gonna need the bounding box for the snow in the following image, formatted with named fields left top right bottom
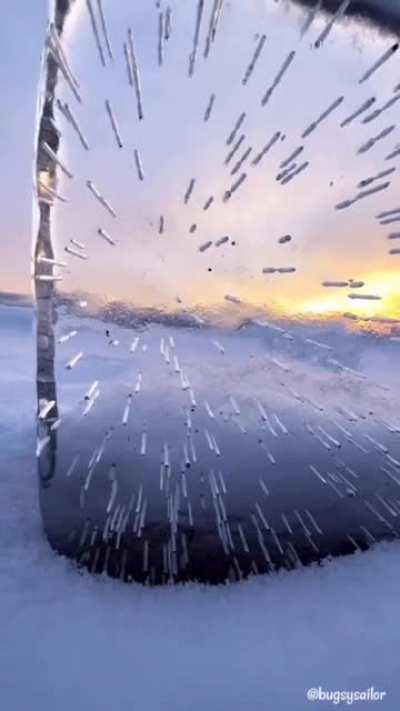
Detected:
left=1, top=306, right=400, bottom=709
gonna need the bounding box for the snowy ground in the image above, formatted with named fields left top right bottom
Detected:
left=1, top=305, right=400, bottom=710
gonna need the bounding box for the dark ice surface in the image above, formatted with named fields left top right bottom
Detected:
left=31, top=302, right=400, bottom=584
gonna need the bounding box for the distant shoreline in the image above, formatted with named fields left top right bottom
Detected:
left=0, top=292, right=33, bottom=309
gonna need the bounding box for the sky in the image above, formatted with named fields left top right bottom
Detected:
left=0, top=1, right=47, bottom=295
left=2, top=0, right=400, bottom=326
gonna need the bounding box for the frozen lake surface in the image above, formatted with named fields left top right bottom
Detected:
left=37, top=299, right=400, bottom=584
left=1, top=302, right=400, bottom=709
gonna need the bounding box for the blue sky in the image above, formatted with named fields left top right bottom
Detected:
left=0, top=1, right=47, bottom=294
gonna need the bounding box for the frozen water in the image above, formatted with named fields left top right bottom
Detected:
left=1, top=304, right=400, bottom=708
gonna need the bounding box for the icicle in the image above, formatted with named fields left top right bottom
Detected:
left=127, top=29, right=144, bottom=120
left=364, top=433, right=388, bottom=454
left=226, top=112, right=246, bottom=146
left=96, top=0, right=113, bottom=61
left=205, top=429, right=215, bottom=451
left=348, top=293, right=382, bottom=301
left=106, top=480, right=118, bottom=514
left=270, top=527, right=284, bottom=555
left=261, top=51, right=295, bottom=107
left=211, top=434, right=221, bottom=456
left=70, top=238, right=85, bottom=251
left=58, top=330, right=78, bottom=344
left=315, top=433, right=332, bottom=451
left=158, top=12, right=164, bottom=67
left=309, top=464, right=327, bottom=485
left=165, top=7, right=172, bottom=40
left=199, top=239, right=213, bottom=252
left=38, top=179, right=68, bottom=203
left=217, top=470, right=227, bottom=495
left=358, top=126, right=395, bottom=155
left=42, top=142, right=73, bottom=179
left=122, top=394, right=132, bottom=426
left=252, top=131, right=281, bottom=166
left=204, top=93, right=215, bottom=122
left=50, top=418, right=62, bottom=431
left=87, top=181, right=116, bottom=217
left=224, top=294, right=241, bottom=305
left=189, top=436, right=197, bottom=463
left=255, top=399, right=267, bottom=422
left=387, top=454, right=400, bottom=469
left=223, top=172, right=247, bottom=201
left=385, top=146, right=400, bottom=162
left=184, top=178, right=196, bottom=204
left=47, top=31, right=82, bottom=103
left=97, top=227, right=116, bottom=245
left=359, top=43, right=399, bottom=84
left=64, top=245, right=88, bottom=260
left=204, top=400, right=215, bottom=419
left=281, top=512, right=293, bottom=534
left=362, top=95, right=400, bottom=125
left=180, top=370, right=190, bottom=390
left=82, top=388, right=100, bottom=416
left=212, top=339, right=225, bottom=354
left=280, top=145, right=304, bottom=170
left=215, top=235, right=229, bottom=247
left=188, top=0, right=205, bottom=77
left=231, top=146, right=252, bottom=176
left=242, top=34, right=266, bottom=85
left=130, top=336, right=140, bottom=353
left=229, top=395, right=240, bottom=416
left=265, top=448, right=276, bottom=465
left=66, top=455, right=80, bottom=478
left=340, top=97, right=376, bottom=127
left=163, top=443, right=170, bottom=469
left=305, top=337, right=332, bottom=350
left=302, top=96, right=343, bottom=139
left=204, top=0, right=224, bottom=59
left=272, top=413, right=288, bottom=434
left=186, top=499, right=194, bottom=527
left=66, top=352, right=83, bottom=370
left=317, top=426, right=341, bottom=448
left=179, top=471, right=188, bottom=501
left=255, top=503, right=269, bottom=530
left=104, top=99, right=122, bottom=147
left=364, top=499, right=393, bottom=530
left=123, top=41, right=133, bottom=85
left=86, top=0, right=106, bottom=67
left=38, top=399, right=56, bottom=419
left=35, top=274, right=63, bottom=283
left=36, top=435, right=50, bottom=457
left=143, top=540, right=149, bottom=572
left=347, top=535, right=361, bottom=552
left=225, top=133, right=245, bottom=166
left=305, top=509, right=323, bottom=536
left=314, top=0, right=352, bottom=48
left=280, top=161, right=309, bottom=185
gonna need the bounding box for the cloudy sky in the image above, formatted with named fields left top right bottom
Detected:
left=3, top=0, right=400, bottom=324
